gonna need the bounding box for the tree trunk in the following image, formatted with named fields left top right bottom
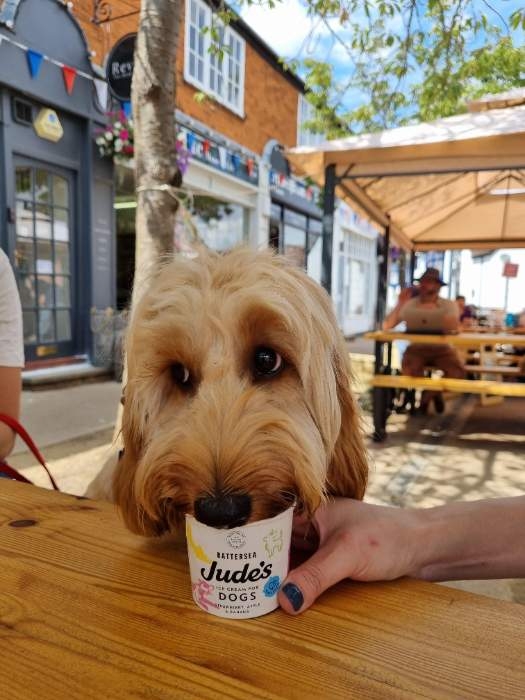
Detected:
left=132, top=0, right=182, bottom=301
left=87, top=1, right=182, bottom=496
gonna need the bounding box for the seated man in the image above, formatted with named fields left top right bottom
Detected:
left=383, top=268, right=465, bottom=414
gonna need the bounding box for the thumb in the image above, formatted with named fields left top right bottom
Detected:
left=278, top=536, right=350, bottom=615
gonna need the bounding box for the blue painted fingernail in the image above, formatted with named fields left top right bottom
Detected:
left=282, top=582, right=304, bottom=612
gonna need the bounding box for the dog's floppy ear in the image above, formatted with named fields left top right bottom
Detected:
left=283, top=262, right=368, bottom=500
left=112, top=384, right=163, bottom=536
left=327, top=341, right=368, bottom=500
left=113, top=439, right=163, bottom=536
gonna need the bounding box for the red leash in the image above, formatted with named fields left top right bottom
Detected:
left=0, top=413, right=59, bottom=491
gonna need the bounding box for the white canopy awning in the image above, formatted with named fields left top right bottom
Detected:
left=287, top=104, right=525, bottom=251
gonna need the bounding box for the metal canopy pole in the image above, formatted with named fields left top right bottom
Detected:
left=375, top=220, right=390, bottom=329
left=372, top=221, right=391, bottom=442
left=321, top=164, right=336, bottom=293
left=409, top=250, right=417, bottom=283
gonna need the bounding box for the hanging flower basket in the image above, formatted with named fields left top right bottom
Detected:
left=94, top=111, right=190, bottom=174
left=95, top=110, right=134, bottom=160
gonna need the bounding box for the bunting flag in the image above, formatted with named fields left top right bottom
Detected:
left=231, top=153, right=240, bottom=172
left=202, top=139, right=211, bottom=156
left=218, top=146, right=227, bottom=170
left=217, top=146, right=228, bottom=170
left=121, top=101, right=132, bottom=118
left=186, top=132, right=196, bottom=151
left=62, top=65, right=77, bottom=95
left=246, top=158, right=254, bottom=176
left=26, top=49, right=43, bottom=78
left=0, top=32, right=104, bottom=96
left=94, top=78, right=109, bottom=111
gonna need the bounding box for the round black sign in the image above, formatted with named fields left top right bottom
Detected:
left=106, top=33, right=136, bottom=101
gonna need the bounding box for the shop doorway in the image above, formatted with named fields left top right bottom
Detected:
left=13, top=159, right=77, bottom=362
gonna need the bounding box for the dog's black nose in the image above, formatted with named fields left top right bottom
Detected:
left=194, top=493, right=252, bottom=528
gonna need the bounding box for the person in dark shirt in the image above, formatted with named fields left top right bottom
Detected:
left=456, top=295, right=475, bottom=329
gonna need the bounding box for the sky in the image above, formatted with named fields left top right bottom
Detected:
left=237, top=0, right=524, bottom=115
left=238, top=0, right=524, bottom=62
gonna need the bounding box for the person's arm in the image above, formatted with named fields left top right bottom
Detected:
left=442, top=299, right=461, bottom=333
left=278, top=497, right=525, bottom=614
left=0, top=366, right=22, bottom=459
left=382, top=288, right=413, bottom=330
left=0, top=251, right=24, bottom=459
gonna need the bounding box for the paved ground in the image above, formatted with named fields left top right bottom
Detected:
left=7, top=373, right=525, bottom=605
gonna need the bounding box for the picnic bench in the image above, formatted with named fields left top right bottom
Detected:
left=365, top=330, right=525, bottom=440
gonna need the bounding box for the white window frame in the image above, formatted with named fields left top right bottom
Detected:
left=184, top=0, right=246, bottom=117
left=297, top=94, right=325, bottom=147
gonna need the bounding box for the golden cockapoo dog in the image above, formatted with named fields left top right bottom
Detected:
left=113, top=247, right=368, bottom=536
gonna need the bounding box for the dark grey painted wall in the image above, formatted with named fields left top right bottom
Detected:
left=0, top=0, right=102, bottom=121
left=0, top=0, right=115, bottom=361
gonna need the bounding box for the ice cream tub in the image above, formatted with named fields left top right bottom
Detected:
left=185, top=505, right=294, bottom=619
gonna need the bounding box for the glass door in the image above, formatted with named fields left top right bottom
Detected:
left=13, top=161, right=75, bottom=361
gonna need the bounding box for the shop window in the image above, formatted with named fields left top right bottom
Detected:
left=14, top=165, right=73, bottom=349
left=185, top=194, right=249, bottom=251
left=269, top=222, right=280, bottom=250
left=307, top=231, right=323, bottom=284
left=338, top=231, right=376, bottom=321
left=12, top=97, right=32, bottom=126
left=184, top=0, right=245, bottom=116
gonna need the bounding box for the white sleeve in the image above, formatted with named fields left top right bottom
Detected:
left=0, top=250, right=25, bottom=367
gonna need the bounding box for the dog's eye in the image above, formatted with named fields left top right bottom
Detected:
left=171, top=363, right=191, bottom=387
left=253, top=346, right=283, bottom=378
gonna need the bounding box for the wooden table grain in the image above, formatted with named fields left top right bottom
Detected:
left=1, top=481, right=525, bottom=700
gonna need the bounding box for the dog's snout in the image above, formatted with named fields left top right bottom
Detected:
left=194, top=493, right=252, bottom=528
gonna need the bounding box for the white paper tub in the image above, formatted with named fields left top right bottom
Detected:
left=185, top=505, right=294, bottom=619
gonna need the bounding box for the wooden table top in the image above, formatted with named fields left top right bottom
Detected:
left=365, top=330, right=525, bottom=347
left=1, top=481, right=525, bottom=699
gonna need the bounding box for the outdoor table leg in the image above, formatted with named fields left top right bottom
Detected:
left=372, top=386, right=389, bottom=441
left=372, top=340, right=393, bottom=442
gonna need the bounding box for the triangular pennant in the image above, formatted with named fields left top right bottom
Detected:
left=121, top=101, right=132, bottom=118
left=218, top=146, right=227, bottom=169
left=94, top=78, right=108, bottom=111
left=26, top=49, right=44, bottom=78
left=62, top=65, right=77, bottom=95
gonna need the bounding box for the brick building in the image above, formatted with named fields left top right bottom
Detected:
left=73, top=0, right=332, bottom=309
left=0, top=0, right=378, bottom=380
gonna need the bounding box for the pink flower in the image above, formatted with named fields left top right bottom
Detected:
left=120, top=129, right=129, bottom=141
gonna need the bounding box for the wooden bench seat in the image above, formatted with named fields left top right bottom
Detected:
left=371, top=374, right=525, bottom=398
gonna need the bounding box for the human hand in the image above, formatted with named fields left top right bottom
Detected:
left=278, top=498, right=421, bottom=615
left=398, top=287, right=414, bottom=305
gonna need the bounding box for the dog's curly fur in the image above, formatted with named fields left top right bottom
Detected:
left=114, top=247, right=368, bottom=535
